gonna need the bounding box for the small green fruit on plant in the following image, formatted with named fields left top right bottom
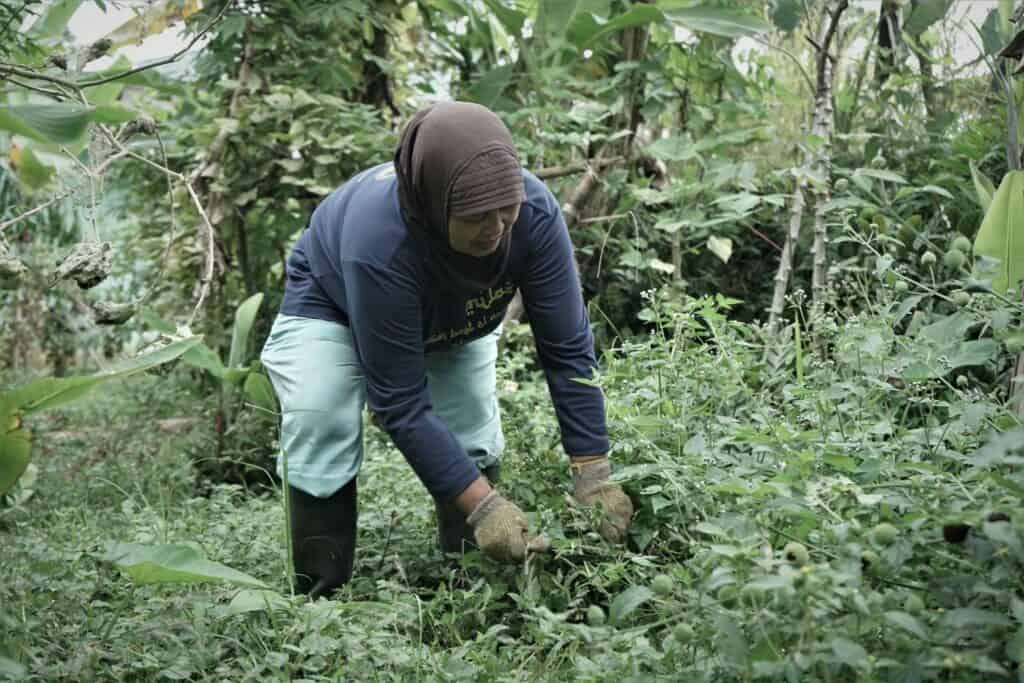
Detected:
left=920, top=252, right=937, bottom=267
left=903, top=593, right=925, bottom=614
left=871, top=155, right=887, bottom=169
left=672, top=623, right=695, bottom=643
left=951, top=236, right=972, bottom=253
left=834, top=178, right=849, bottom=192
left=651, top=574, right=674, bottom=597
left=783, top=542, right=810, bottom=565
left=956, top=374, right=969, bottom=388
left=1006, top=337, right=1024, bottom=354
left=943, top=250, right=966, bottom=270
left=871, top=523, right=899, bottom=546
left=952, top=291, right=971, bottom=307
left=861, top=549, right=880, bottom=572
left=586, top=605, right=606, bottom=626
left=894, top=280, right=909, bottom=293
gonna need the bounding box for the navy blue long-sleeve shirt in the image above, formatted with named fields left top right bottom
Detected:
left=279, top=163, right=608, bottom=501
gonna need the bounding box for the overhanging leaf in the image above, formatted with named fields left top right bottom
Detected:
left=28, top=0, right=84, bottom=40
left=8, top=337, right=202, bottom=415
left=903, top=0, right=954, bottom=37
left=663, top=6, right=771, bottom=39
left=581, top=5, right=665, bottom=46
left=102, top=542, right=268, bottom=588
left=973, top=170, right=1024, bottom=295
left=228, top=293, right=264, bottom=369
left=0, top=104, right=91, bottom=144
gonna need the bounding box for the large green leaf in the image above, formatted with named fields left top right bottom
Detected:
left=7, top=337, right=202, bottom=415
left=0, top=104, right=134, bottom=144
left=102, top=542, right=268, bottom=588
left=28, top=0, right=85, bottom=40
left=974, top=170, right=1024, bottom=296
left=0, top=105, right=89, bottom=144
left=662, top=6, right=771, bottom=38
left=243, top=372, right=277, bottom=413
left=481, top=0, right=527, bottom=36
left=580, top=5, right=665, bottom=46
left=182, top=343, right=227, bottom=379
left=228, top=293, right=264, bottom=369
left=902, top=0, right=954, bottom=37
left=0, top=421, right=32, bottom=496
left=465, top=64, right=517, bottom=109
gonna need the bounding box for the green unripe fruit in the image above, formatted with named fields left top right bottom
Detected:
left=1006, top=337, right=1024, bottom=354
left=907, top=214, right=923, bottom=228
left=874, top=214, right=889, bottom=232
left=903, top=593, right=925, bottom=614
left=717, top=585, right=738, bottom=605
left=952, top=291, right=971, bottom=307
left=871, top=155, right=887, bottom=169
left=586, top=605, right=606, bottom=626
left=672, top=623, right=695, bottom=643
left=835, top=178, right=850, bottom=192
left=651, top=574, right=674, bottom=597
left=859, top=207, right=876, bottom=223
left=956, top=374, right=969, bottom=388
left=783, top=542, right=810, bottom=565
left=894, top=280, right=909, bottom=293
left=871, top=523, right=899, bottom=546
left=943, top=250, right=966, bottom=270
left=920, top=252, right=937, bottom=267
left=951, top=236, right=972, bottom=253
left=861, top=550, right=880, bottom=571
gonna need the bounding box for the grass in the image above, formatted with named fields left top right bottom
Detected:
left=3, top=291, right=1024, bottom=681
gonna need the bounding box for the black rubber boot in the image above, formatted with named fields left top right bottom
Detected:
left=436, top=464, right=500, bottom=555
left=288, top=479, right=357, bottom=599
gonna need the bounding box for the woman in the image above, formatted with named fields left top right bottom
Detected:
left=262, top=101, right=632, bottom=598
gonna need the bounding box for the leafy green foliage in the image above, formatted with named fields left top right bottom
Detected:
left=973, top=170, right=1024, bottom=296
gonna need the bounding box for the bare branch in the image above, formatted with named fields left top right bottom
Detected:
left=0, top=190, right=75, bottom=233
left=76, top=0, right=234, bottom=89
left=535, top=156, right=625, bottom=180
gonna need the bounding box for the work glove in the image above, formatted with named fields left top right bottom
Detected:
left=466, top=490, right=530, bottom=562
left=571, top=456, right=633, bottom=543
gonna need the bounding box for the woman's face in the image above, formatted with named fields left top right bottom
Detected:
left=448, top=203, right=521, bottom=257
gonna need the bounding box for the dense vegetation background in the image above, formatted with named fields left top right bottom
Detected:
left=2, top=0, right=1024, bottom=680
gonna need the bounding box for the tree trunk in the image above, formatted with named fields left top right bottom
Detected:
left=768, top=1, right=848, bottom=335
left=875, top=0, right=900, bottom=87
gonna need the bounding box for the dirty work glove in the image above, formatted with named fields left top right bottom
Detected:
left=466, top=491, right=530, bottom=562
left=571, top=456, right=633, bottom=543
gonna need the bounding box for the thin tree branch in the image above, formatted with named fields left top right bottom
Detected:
left=76, top=0, right=234, bottom=88
left=2, top=75, right=65, bottom=99
left=0, top=190, right=75, bottom=233
left=535, top=156, right=625, bottom=180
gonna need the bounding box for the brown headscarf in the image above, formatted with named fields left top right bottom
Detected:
left=395, top=101, right=525, bottom=292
